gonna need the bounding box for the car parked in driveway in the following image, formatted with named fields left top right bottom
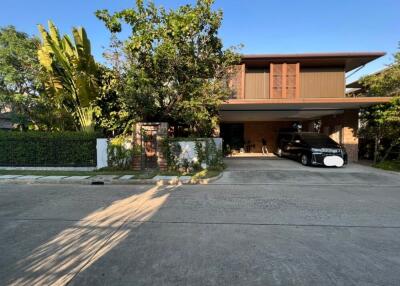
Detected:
left=276, top=131, right=347, bottom=167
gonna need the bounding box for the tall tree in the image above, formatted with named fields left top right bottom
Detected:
left=96, top=0, right=241, bottom=136
left=37, top=21, right=100, bottom=132
left=94, top=35, right=133, bottom=136
left=359, top=48, right=400, bottom=163
left=0, top=26, right=42, bottom=129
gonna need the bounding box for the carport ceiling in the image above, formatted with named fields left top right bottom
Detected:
left=220, top=110, right=344, bottom=122
left=219, top=97, right=392, bottom=122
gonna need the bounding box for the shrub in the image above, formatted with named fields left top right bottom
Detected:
left=107, top=135, right=140, bottom=169
left=159, top=137, right=182, bottom=171
left=0, top=130, right=99, bottom=167
left=162, top=137, right=224, bottom=171
left=204, top=139, right=224, bottom=169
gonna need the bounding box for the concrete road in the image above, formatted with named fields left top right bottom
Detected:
left=1, top=159, right=400, bottom=285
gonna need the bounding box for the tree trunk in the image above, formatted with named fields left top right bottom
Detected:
left=379, top=139, right=400, bottom=163
left=373, top=135, right=380, bottom=164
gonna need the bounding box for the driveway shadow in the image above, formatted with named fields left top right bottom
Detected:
left=5, top=184, right=177, bottom=286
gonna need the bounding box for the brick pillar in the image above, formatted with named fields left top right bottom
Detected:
left=320, top=110, right=359, bottom=162
left=342, top=110, right=359, bottom=162
left=157, top=122, right=168, bottom=171
left=132, top=123, right=144, bottom=171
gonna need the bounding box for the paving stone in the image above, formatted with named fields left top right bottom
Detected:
left=17, top=175, right=43, bottom=180
left=153, top=175, right=179, bottom=182
left=37, top=176, right=67, bottom=181
left=90, top=175, right=118, bottom=181
left=0, top=175, right=23, bottom=179
left=179, top=176, right=192, bottom=184
left=119, top=175, right=135, bottom=180
left=62, top=176, right=90, bottom=181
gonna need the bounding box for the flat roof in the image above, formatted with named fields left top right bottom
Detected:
left=220, top=97, right=391, bottom=122
left=241, top=52, right=386, bottom=72
left=222, top=97, right=391, bottom=110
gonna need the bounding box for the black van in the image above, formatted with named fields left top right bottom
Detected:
left=276, top=131, right=347, bottom=167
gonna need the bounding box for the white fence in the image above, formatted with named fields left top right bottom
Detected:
left=176, top=138, right=222, bottom=168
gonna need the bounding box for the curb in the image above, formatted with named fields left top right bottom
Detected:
left=0, top=173, right=223, bottom=186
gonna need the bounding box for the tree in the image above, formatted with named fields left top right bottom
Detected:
left=0, top=26, right=42, bottom=129
left=94, top=35, right=134, bottom=136
left=96, top=0, right=241, bottom=136
left=359, top=48, right=400, bottom=163
left=37, top=21, right=100, bottom=132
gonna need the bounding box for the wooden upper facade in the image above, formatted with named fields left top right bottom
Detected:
left=230, top=52, right=385, bottom=101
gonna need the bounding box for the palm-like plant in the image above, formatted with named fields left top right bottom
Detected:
left=37, top=21, right=99, bottom=132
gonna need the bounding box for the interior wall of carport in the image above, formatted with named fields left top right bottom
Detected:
left=223, top=109, right=359, bottom=160
left=243, top=121, right=293, bottom=153
left=317, top=109, right=359, bottom=162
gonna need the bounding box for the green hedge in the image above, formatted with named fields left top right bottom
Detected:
left=0, top=131, right=99, bottom=167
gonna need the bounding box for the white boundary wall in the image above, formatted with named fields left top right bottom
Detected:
left=96, top=138, right=108, bottom=169
left=176, top=138, right=222, bottom=167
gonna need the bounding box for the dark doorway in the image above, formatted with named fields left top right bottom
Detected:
left=220, top=123, right=244, bottom=153
left=141, top=127, right=158, bottom=169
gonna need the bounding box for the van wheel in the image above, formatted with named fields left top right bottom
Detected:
left=277, top=148, right=282, bottom=157
left=300, top=154, right=310, bottom=166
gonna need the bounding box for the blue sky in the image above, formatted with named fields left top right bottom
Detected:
left=1, top=0, right=398, bottom=82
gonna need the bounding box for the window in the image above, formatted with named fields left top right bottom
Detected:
left=270, top=63, right=300, bottom=99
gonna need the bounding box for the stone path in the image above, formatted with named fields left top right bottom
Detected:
left=0, top=174, right=200, bottom=185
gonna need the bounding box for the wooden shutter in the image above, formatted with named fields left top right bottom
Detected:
left=270, top=63, right=300, bottom=99
left=270, top=63, right=283, bottom=98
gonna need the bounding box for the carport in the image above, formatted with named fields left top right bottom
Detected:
left=219, top=97, right=390, bottom=161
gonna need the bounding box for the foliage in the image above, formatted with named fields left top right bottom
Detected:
left=191, top=168, right=222, bottom=180
left=37, top=21, right=100, bottom=132
left=359, top=48, right=400, bottom=163
left=373, top=160, right=400, bottom=172
left=360, top=51, right=400, bottom=98
left=160, top=137, right=182, bottom=170
left=162, top=137, right=223, bottom=171
left=96, top=0, right=241, bottom=136
left=204, top=138, right=224, bottom=168
left=195, top=140, right=206, bottom=164
left=95, top=65, right=133, bottom=136
left=108, top=135, right=140, bottom=169
left=0, top=26, right=43, bottom=129
left=0, top=131, right=99, bottom=167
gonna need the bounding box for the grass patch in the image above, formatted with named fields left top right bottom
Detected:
left=373, top=160, right=400, bottom=172
left=0, top=169, right=156, bottom=179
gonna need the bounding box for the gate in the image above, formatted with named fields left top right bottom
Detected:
left=141, top=127, right=158, bottom=169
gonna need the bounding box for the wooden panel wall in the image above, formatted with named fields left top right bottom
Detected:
left=300, top=67, right=345, bottom=98
left=229, top=64, right=245, bottom=99
left=245, top=68, right=269, bottom=99
left=243, top=121, right=293, bottom=153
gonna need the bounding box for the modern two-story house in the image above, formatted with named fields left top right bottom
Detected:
left=220, top=52, right=391, bottom=162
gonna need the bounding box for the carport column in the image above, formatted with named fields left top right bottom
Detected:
left=342, top=110, right=359, bottom=162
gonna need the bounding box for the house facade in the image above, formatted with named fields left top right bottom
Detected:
left=220, top=52, right=391, bottom=162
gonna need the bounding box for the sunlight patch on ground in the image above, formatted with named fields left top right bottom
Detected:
left=9, top=185, right=175, bottom=286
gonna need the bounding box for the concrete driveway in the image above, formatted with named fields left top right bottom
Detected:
left=1, top=160, right=400, bottom=285
left=220, top=157, right=400, bottom=185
